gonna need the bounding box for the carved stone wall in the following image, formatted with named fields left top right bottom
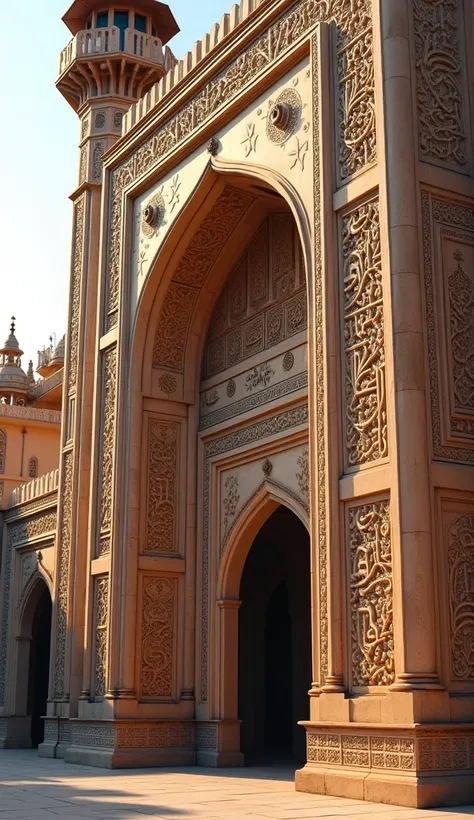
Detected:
left=422, top=192, right=474, bottom=462
left=93, top=575, right=109, bottom=698
left=447, top=513, right=474, bottom=682
left=341, top=198, right=388, bottom=469
left=140, top=576, right=176, bottom=699
left=348, top=499, right=395, bottom=687
left=202, top=214, right=306, bottom=381
left=146, top=420, right=179, bottom=553
left=413, top=0, right=470, bottom=171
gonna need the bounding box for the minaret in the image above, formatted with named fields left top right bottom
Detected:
left=57, top=0, right=179, bottom=186
left=0, top=318, right=28, bottom=406
left=41, top=2, right=179, bottom=756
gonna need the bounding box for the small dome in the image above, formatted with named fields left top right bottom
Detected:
left=0, top=362, right=28, bottom=393
left=50, top=335, right=65, bottom=365
left=1, top=332, right=21, bottom=353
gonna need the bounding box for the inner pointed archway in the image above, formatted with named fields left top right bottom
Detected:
left=23, top=580, right=52, bottom=748
left=238, top=506, right=311, bottom=764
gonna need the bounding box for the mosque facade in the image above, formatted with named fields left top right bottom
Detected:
left=0, top=0, right=473, bottom=808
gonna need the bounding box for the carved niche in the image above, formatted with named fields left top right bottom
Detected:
left=447, top=514, right=474, bottom=681
left=68, top=196, right=85, bottom=395
left=349, top=499, right=395, bottom=687
left=202, top=213, right=306, bottom=382
left=140, top=575, right=176, bottom=699
left=341, top=198, right=388, bottom=469
left=413, top=0, right=469, bottom=170
left=146, top=420, right=179, bottom=553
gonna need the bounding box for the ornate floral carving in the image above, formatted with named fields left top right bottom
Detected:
left=283, top=350, right=295, bottom=371
left=146, top=421, right=178, bottom=553
left=349, top=500, right=394, bottom=687
left=262, top=458, right=273, bottom=477
left=448, top=251, right=474, bottom=414
left=152, top=188, right=252, bottom=371
left=241, top=121, right=258, bottom=156
left=0, top=429, right=6, bottom=474
left=68, top=197, right=85, bottom=394
left=296, top=449, right=309, bottom=499
left=93, top=575, right=109, bottom=698
left=306, top=731, right=415, bottom=770
left=94, top=111, right=106, bottom=129
left=342, top=199, right=387, bottom=468
left=158, top=373, right=177, bottom=396
left=98, top=347, right=117, bottom=550
left=92, top=141, right=105, bottom=181
left=20, top=552, right=38, bottom=592
left=413, top=0, right=468, bottom=168
left=223, top=475, right=240, bottom=538
left=448, top=514, right=474, bottom=680
left=141, top=576, right=176, bottom=698
left=54, top=452, right=73, bottom=698
left=226, top=379, right=236, bottom=398
left=28, top=456, right=38, bottom=479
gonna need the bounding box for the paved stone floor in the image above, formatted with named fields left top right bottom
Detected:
left=0, top=750, right=473, bottom=820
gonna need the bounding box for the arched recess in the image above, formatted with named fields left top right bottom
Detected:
left=121, top=154, right=312, bottom=709
left=215, top=485, right=310, bottom=725
left=14, top=573, right=52, bottom=747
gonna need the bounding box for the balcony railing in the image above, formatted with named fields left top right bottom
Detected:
left=59, top=26, right=165, bottom=75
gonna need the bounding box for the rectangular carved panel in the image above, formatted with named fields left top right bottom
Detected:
left=97, top=346, right=117, bottom=555
left=422, top=193, right=474, bottom=463
left=145, top=420, right=179, bottom=553
left=413, top=0, right=470, bottom=171
left=93, top=575, right=109, bottom=699
left=348, top=499, right=395, bottom=687
left=341, top=198, right=388, bottom=469
left=440, top=499, right=474, bottom=685
left=140, top=575, right=177, bottom=700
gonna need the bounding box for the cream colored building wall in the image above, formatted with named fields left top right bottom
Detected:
left=0, top=408, right=61, bottom=509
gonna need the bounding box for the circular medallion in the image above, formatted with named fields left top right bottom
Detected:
left=283, top=350, right=295, bottom=372
left=266, top=88, right=302, bottom=145
left=226, top=379, right=236, bottom=398
left=142, top=191, right=165, bottom=238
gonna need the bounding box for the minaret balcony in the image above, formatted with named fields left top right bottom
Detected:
left=59, top=26, right=165, bottom=74
left=58, top=26, right=167, bottom=108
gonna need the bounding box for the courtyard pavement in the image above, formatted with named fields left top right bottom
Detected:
left=0, top=750, right=473, bottom=820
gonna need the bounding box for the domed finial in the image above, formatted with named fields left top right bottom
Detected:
left=10, top=316, right=16, bottom=335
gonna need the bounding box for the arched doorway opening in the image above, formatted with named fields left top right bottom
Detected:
left=24, top=580, right=51, bottom=747
left=238, top=506, right=310, bottom=764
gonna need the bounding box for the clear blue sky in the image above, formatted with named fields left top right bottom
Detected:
left=0, top=0, right=233, bottom=369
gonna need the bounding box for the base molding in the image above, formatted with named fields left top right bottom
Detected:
left=297, top=722, right=474, bottom=808
left=0, top=716, right=32, bottom=749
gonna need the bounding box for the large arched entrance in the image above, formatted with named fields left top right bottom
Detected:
left=238, top=506, right=310, bottom=764
left=19, top=579, right=52, bottom=748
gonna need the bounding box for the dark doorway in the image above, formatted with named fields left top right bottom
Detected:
left=238, top=506, right=311, bottom=764
left=27, top=585, right=52, bottom=747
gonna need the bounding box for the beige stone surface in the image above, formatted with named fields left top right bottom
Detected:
left=0, top=750, right=472, bottom=820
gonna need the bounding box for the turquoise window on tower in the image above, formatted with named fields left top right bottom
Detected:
left=114, top=10, right=129, bottom=49
left=96, top=11, right=109, bottom=27
left=135, top=13, right=147, bottom=32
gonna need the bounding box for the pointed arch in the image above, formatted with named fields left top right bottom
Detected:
left=218, top=480, right=309, bottom=601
